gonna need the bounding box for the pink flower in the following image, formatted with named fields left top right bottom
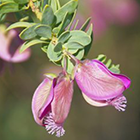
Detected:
left=32, top=55, right=131, bottom=137
left=75, top=59, right=131, bottom=111
left=31, top=73, right=73, bottom=137
left=0, top=29, right=31, bottom=74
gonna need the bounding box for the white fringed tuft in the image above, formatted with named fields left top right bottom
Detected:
left=109, top=95, right=127, bottom=111
left=43, top=112, right=65, bottom=137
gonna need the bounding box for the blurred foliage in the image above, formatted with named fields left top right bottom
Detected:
left=0, top=0, right=140, bottom=140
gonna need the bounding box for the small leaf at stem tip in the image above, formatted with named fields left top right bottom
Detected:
left=80, top=17, right=91, bottom=31
left=106, top=59, right=112, bottom=68
left=20, top=39, right=47, bottom=53
left=96, top=54, right=107, bottom=63
left=86, top=23, right=93, bottom=36
left=109, top=64, right=120, bottom=74
left=57, top=12, right=73, bottom=36
left=54, top=0, right=78, bottom=24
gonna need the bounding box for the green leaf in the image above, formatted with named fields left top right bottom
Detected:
left=57, top=12, right=73, bottom=36
left=19, top=24, right=38, bottom=40
left=64, top=42, right=83, bottom=49
left=106, top=59, right=112, bottom=68
left=0, top=2, right=19, bottom=14
left=47, top=42, right=62, bottom=62
left=84, top=24, right=93, bottom=56
left=87, top=23, right=93, bottom=36
left=0, top=1, right=26, bottom=14
left=6, top=22, right=34, bottom=31
left=96, top=54, right=121, bottom=74
left=0, top=13, right=6, bottom=23
left=49, top=0, right=60, bottom=12
left=41, top=0, right=49, bottom=9
left=109, top=64, right=120, bottom=74
left=96, top=54, right=107, bottom=62
left=68, top=30, right=91, bottom=46
left=35, top=25, right=52, bottom=38
left=67, top=9, right=77, bottom=30
left=73, top=19, right=79, bottom=30
left=61, top=57, right=74, bottom=74
left=42, top=5, right=56, bottom=26
left=55, top=0, right=78, bottom=24
left=75, top=49, right=84, bottom=60
left=68, top=48, right=78, bottom=54
left=13, top=0, right=28, bottom=4
left=80, top=17, right=91, bottom=31
left=20, top=39, right=47, bottom=53
left=58, top=31, right=70, bottom=43
left=54, top=42, right=62, bottom=52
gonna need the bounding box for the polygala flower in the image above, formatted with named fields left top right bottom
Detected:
left=0, top=28, right=31, bottom=74
left=32, top=72, right=73, bottom=137
left=75, top=59, right=131, bottom=111
left=32, top=53, right=131, bottom=137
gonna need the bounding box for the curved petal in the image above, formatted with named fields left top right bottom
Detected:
left=92, top=60, right=131, bottom=88
left=75, top=59, right=130, bottom=100
left=82, top=92, right=127, bottom=111
left=51, top=75, right=74, bottom=124
left=82, top=92, right=108, bottom=107
left=31, top=77, right=54, bottom=125
left=11, top=47, right=31, bottom=63
left=0, top=31, right=11, bottom=61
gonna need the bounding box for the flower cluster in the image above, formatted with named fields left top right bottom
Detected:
left=32, top=54, right=130, bottom=137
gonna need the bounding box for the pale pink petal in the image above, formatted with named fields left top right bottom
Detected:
left=10, top=47, right=31, bottom=63
left=0, top=31, right=11, bottom=61
left=82, top=92, right=108, bottom=107
left=31, top=77, right=54, bottom=125
left=75, top=59, right=130, bottom=100
left=82, top=92, right=127, bottom=111
left=43, top=73, right=73, bottom=137
left=51, top=75, right=74, bottom=124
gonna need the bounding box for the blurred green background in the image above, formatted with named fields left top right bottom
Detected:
left=0, top=0, right=140, bottom=140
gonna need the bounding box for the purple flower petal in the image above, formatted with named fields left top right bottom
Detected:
left=51, top=74, right=74, bottom=124
left=75, top=59, right=130, bottom=100
left=0, top=29, right=31, bottom=63
left=0, top=30, right=11, bottom=61
left=10, top=47, right=31, bottom=63
left=31, top=77, right=54, bottom=125
left=42, top=73, right=74, bottom=137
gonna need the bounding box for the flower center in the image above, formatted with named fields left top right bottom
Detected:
left=43, top=112, right=65, bottom=137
